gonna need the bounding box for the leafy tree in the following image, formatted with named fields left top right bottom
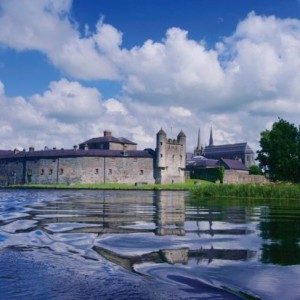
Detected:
left=257, top=118, right=300, bottom=183
left=216, top=166, right=225, bottom=184
left=249, top=165, right=263, bottom=175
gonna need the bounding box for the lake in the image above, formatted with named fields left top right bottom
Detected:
left=0, top=189, right=300, bottom=299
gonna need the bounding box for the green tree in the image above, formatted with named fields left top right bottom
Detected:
left=249, top=165, right=263, bottom=175
left=257, top=118, right=300, bottom=183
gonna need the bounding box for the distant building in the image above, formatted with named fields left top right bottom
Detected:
left=79, top=130, right=137, bottom=151
left=204, top=128, right=255, bottom=168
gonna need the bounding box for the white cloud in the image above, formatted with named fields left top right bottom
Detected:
left=103, top=98, right=128, bottom=115
left=0, top=0, right=119, bottom=80
left=31, top=78, right=103, bottom=122
left=1, top=3, right=300, bottom=154
left=169, top=106, right=192, bottom=117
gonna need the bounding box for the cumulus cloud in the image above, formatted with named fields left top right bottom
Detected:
left=103, top=98, right=128, bottom=115
left=31, top=78, right=103, bottom=122
left=0, top=0, right=119, bottom=79
left=169, top=106, right=192, bottom=117
left=1, top=2, right=300, bottom=153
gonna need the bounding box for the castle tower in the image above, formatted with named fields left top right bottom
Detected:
left=155, top=129, right=186, bottom=184
left=156, top=128, right=167, bottom=168
left=177, top=130, right=186, bottom=170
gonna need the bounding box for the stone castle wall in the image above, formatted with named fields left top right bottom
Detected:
left=224, top=170, right=269, bottom=184
left=0, top=156, right=155, bottom=185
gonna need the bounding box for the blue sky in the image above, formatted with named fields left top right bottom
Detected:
left=0, top=0, right=300, bottom=152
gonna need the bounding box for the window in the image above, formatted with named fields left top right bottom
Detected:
left=59, top=168, right=64, bottom=175
left=108, top=169, right=112, bottom=175
left=95, top=168, right=99, bottom=174
left=49, top=169, right=53, bottom=175
left=140, top=170, right=144, bottom=175
left=160, top=154, right=163, bottom=158
left=40, top=169, right=45, bottom=175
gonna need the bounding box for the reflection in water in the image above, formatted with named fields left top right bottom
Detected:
left=1, top=190, right=300, bottom=299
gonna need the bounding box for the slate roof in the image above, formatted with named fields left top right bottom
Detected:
left=0, top=149, right=153, bottom=159
left=186, top=156, right=218, bottom=169
left=204, top=142, right=254, bottom=155
left=0, top=150, right=13, bottom=157
left=79, top=136, right=137, bottom=146
left=218, top=158, right=248, bottom=171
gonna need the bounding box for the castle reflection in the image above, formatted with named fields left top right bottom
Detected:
left=27, top=190, right=257, bottom=272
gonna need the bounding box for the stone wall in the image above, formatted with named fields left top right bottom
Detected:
left=224, top=170, right=269, bottom=184
left=1, top=155, right=155, bottom=185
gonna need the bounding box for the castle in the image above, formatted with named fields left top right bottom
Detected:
left=0, top=129, right=186, bottom=186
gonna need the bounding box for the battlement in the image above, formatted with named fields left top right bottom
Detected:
left=155, top=128, right=186, bottom=184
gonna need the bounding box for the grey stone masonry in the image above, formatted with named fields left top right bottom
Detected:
left=155, top=129, right=186, bottom=184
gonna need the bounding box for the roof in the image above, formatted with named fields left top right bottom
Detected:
left=79, top=136, right=137, bottom=146
left=177, top=130, right=186, bottom=137
left=186, top=156, right=218, bottom=168
left=0, top=150, right=13, bottom=156
left=218, top=158, right=248, bottom=171
left=0, top=149, right=153, bottom=159
left=157, top=128, right=167, bottom=136
left=204, top=142, right=254, bottom=155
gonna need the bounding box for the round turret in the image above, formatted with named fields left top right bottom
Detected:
left=157, top=128, right=167, bottom=136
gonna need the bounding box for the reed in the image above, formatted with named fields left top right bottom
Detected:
left=191, top=183, right=300, bottom=200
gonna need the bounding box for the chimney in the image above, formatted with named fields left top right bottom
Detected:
left=104, top=130, right=112, bottom=137
left=84, top=143, right=88, bottom=150
left=29, top=146, right=35, bottom=152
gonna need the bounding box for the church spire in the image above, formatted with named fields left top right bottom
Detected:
left=209, top=127, right=214, bottom=146
left=196, top=128, right=201, bottom=150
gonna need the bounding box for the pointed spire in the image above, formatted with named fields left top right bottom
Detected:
left=209, top=127, right=214, bottom=146
left=196, top=128, right=201, bottom=150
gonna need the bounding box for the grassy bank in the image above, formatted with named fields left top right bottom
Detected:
left=4, top=179, right=209, bottom=191
left=191, top=183, right=300, bottom=200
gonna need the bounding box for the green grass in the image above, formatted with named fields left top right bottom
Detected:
left=6, top=179, right=211, bottom=191
left=191, top=183, right=300, bottom=200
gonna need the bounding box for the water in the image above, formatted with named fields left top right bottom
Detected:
left=0, top=189, right=300, bottom=299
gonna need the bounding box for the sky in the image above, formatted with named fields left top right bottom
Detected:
left=1, top=0, right=300, bottom=153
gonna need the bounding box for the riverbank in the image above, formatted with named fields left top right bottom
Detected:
left=2, top=181, right=300, bottom=200
left=1, top=179, right=207, bottom=191
left=191, top=183, right=300, bottom=200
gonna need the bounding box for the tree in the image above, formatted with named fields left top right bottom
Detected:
left=257, top=118, right=300, bottom=183
left=249, top=165, right=263, bottom=175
